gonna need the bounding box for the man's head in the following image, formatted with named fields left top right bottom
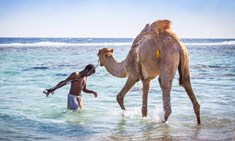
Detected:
left=84, top=64, right=96, bottom=76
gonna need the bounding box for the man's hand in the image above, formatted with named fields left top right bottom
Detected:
left=93, top=91, right=98, bottom=97
left=43, top=88, right=55, bottom=97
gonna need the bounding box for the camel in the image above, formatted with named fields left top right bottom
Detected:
left=97, top=19, right=201, bottom=124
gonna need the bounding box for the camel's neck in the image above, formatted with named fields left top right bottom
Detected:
left=103, top=56, right=128, bottom=78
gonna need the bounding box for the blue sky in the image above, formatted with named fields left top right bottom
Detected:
left=0, top=0, right=235, bottom=38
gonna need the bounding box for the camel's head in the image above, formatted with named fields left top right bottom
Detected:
left=97, top=48, right=114, bottom=66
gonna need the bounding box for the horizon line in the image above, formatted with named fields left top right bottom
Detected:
left=1, top=36, right=235, bottom=39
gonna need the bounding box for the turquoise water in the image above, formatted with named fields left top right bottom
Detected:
left=0, top=38, right=235, bottom=140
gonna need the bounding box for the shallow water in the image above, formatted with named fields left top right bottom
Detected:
left=0, top=38, right=235, bottom=140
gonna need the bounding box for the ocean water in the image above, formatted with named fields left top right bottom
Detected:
left=0, top=38, right=235, bottom=140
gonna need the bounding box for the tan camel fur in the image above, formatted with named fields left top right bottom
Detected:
left=97, top=19, right=201, bottom=124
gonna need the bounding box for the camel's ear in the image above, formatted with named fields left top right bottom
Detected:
left=110, top=49, right=114, bottom=53
left=98, top=49, right=102, bottom=56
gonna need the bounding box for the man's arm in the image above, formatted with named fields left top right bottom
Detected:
left=46, top=73, right=75, bottom=94
left=83, top=84, right=97, bottom=97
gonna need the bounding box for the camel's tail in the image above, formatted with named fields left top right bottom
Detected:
left=178, top=45, right=191, bottom=86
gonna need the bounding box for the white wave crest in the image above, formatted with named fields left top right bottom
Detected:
left=1, top=40, right=235, bottom=47
left=184, top=41, right=235, bottom=46
left=0, top=41, right=132, bottom=47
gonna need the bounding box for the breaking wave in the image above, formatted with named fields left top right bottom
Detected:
left=0, top=42, right=132, bottom=47
left=184, top=40, right=235, bottom=46
left=1, top=39, right=235, bottom=47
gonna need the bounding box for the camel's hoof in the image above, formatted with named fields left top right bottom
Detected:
left=121, top=110, right=127, bottom=117
left=142, top=116, right=148, bottom=120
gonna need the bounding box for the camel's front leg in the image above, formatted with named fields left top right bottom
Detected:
left=116, top=77, right=136, bottom=111
left=141, top=79, right=150, bottom=117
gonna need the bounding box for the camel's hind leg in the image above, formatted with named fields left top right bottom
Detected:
left=182, top=81, right=201, bottom=124
left=141, top=79, right=150, bottom=117
left=159, top=51, right=179, bottom=122
left=159, top=70, right=178, bottom=122
left=158, top=76, right=174, bottom=122
left=116, top=77, right=136, bottom=111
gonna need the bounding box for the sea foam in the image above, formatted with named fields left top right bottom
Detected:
left=185, top=41, right=235, bottom=46
left=0, top=42, right=132, bottom=47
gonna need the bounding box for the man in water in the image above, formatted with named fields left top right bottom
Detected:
left=44, top=64, right=98, bottom=110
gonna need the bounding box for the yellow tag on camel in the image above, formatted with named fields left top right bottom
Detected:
left=156, top=50, right=160, bottom=58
